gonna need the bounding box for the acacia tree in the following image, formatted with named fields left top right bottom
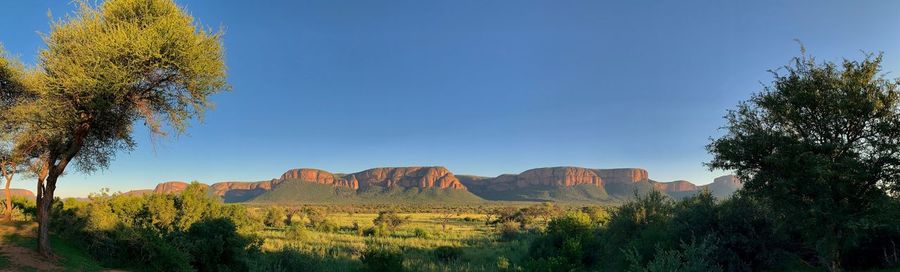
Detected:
left=6, top=0, right=227, bottom=257
left=0, top=46, right=30, bottom=222
left=708, top=51, right=900, bottom=271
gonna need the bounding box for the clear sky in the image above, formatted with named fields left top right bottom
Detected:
left=2, top=1, right=900, bottom=197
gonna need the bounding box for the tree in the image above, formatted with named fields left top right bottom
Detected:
left=373, top=211, right=407, bottom=231
left=4, top=0, right=227, bottom=256
left=708, top=50, right=900, bottom=271
left=0, top=45, right=30, bottom=221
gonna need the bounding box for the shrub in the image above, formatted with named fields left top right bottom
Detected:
left=252, top=247, right=321, bottom=272
left=413, top=228, right=430, bottom=239
left=285, top=224, right=308, bottom=240
left=433, top=246, right=463, bottom=262
left=373, top=211, right=407, bottom=231
left=498, top=220, right=521, bottom=241
left=184, top=218, right=259, bottom=272
left=361, top=243, right=405, bottom=272
left=363, top=224, right=390, bottom=237
left=264, top=206, right=286, bottom=228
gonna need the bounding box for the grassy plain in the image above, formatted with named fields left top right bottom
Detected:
left=252, top=207, right=536, bottom=272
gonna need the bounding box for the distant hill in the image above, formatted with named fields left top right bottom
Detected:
left=139, top=166, right=742, bottom=204
left=4, top=188, right=35, bottom=200
left=249, top=179, right=484, bottom=204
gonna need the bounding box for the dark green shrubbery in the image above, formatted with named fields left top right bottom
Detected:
left=360, top=242, right=405, bottom=272
left=51, top=183, right=264, bottom=271
left=526, top=188, right=900, bottom=271
left=432, top=246, right=463, bottom=262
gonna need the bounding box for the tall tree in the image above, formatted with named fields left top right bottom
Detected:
left=708, top=51, right=900, bottom=271
left=0, top=45, right=29, bottom=222
left=6, top=0, right=227, bottom=256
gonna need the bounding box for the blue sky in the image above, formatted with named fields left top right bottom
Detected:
left=2, top=1, right=900, bottom=197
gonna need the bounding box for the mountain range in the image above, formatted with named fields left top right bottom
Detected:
left=134, top=166, right=741, bottom=204
left=6, top=166, right=741, bottom=204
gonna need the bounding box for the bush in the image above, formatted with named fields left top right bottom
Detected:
left=184, top=218, right=259, bottom=272
left=251, top=247, right=321, bottom=272
left=361, top=243, right=405, bottom=272
left=498, top=220, right=521, bottom=241
left=264, top=207, right=286, bottom=228
left=432, top=246, right=463, bottom=262
left=373, top=211, right=407, bottom=231
left=413, top=228, right=430, bottom=239
left=285, top=224, right=308, bottom=240
left=363, top=224, right=390, bottom=237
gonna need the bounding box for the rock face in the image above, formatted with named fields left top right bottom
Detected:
left=7, top=188, right=35, bottom=199
left=702, top=175, right=743, bottom=194
left=122, top=189, right=153, bottom=197
left=280, top=168, right=359, bottom=188
left=593, top=168, right=649, bottom=184
left=653, top=180, right=698, bottom=192
left=279, top=167, right=465, bottom=190
left=153, top=181, right=208, bottom=194
left=344, top=167, right=465, bottom=190
left=466, top=167, right=604, bottom=192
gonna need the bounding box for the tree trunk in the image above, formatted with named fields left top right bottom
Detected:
left=1, top=162, right=13, bottom=222
left=4, top=176, right=11, bottom=222
left=36, top=172, right=57, bottom=258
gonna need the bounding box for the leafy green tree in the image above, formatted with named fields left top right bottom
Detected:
left=708, top=51, right=900, bottom=271
left=0, top=45, right=30, bottom=222
left=1, top=0, right=227, bottom=256
left=373, top=211, right=407, bottom=231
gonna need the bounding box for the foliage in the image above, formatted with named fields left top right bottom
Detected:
left=184, top=218, right=257, bottom=272
left=51, top=183, right=261, bottom=271
left=263, top=206, right=285, bottom=228
left=707, top=50, right=900, bottom=270
left=361, top=242, right=405, bottom=272
left=373, top=211, right=407, bottom=231
left=432, top=246, right=463, bottom=262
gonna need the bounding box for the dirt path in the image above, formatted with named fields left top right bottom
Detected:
left=0, top=221, right=60, bottom=271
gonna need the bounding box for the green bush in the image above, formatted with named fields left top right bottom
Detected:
left=363, top=224, right=390, bottom=237
left=413, top=228, right=430, bottom=239
left=184, top=218, right=259, bottom=272
left=432, top=246, right=463, bottom=262
left=361, top=243, right=405, bottom=272
left=251, top=247, right=321, bottom=272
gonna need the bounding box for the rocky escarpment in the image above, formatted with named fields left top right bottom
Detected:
left=279, top=167, right=466, bottom=190
left=653, top=180, right=698, bottom=192
left=464, top=167, right=604, bottom=193
left=140, top=167, right=742, bottom=203
left=593, top=168, right=649, bottom=184
left=6, top=188, right=35, bottom=199
left=701, top=175, right=742, bottom=195
left=153, top=181, right=208, bottom=194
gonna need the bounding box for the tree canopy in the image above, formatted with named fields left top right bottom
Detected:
left=708, top=50, right=900, bottom=270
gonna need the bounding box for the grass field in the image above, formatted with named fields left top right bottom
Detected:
left=255, top=210, right=534, bottom=271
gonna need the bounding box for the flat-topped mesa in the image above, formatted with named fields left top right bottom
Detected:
left=592, top=168, right=649, bottom=184
left=209, top=180, right=283, bottom=197
left=280, top=168, right=358, bottom=189
left=704, top=175, right=743, bottom=191
left=518, top=167, right=603, bottom=187
left=470, top=167, right=605, bottom=192
left=8, top=188, right=35, bottom=199
left=153, top=181, right=208, bottom=194
left=344, top=166, right=466, bottom=190
left=653, top=180, right=698, bottom=192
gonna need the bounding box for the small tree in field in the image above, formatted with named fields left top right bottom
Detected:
left=708, top=50, right=900, bottom=271
left=3, top=0, right=227, bottom=256
left=373, top=211, right=407, bottom=231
